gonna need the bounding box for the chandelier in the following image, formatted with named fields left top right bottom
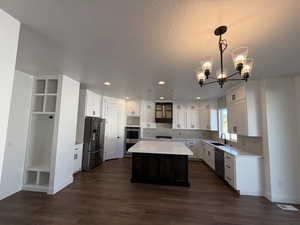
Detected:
left=196, top=26, right=254, bottom=88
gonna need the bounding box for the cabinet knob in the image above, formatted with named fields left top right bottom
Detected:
left=232, top=94, right=236, bottom=101
left=147, top=123, right=150, bottom=127
left=93, top=110, right=96, bottom=115
left=131, top=111, right=135, bottom=115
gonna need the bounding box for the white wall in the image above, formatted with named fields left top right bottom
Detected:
left=0, top=71, right=33, bottom=200
left=0, top=9, right=20, bottom=182
left=50, top=75, right=80, bottom=194
left=261, top=76, right=300, bottom=204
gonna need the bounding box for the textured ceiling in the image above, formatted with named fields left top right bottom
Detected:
left=1, top=0, right=299, bottom=100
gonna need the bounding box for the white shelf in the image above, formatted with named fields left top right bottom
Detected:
left=23, top=184, right=48, bottom=193
left=27, top=165, right=50, bottom=172
left=32, top=112, right=55, bottom=115
left=33, top=93, right=57, bottom=96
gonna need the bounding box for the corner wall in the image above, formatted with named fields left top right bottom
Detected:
left=261, top=76, right=300, bottom=204
left=0, top=9, right=20, bottom=183
left=0, top=71, right=33, bottom=200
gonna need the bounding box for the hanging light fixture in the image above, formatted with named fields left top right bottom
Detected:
left=196, top=26, right=254, bottom=88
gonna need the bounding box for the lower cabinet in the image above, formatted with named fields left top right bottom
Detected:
left=224, top=153, right=235, bottom=187
left=73, top=144, right=83, bottom=174
left=200, top=141, right=264, bottom=196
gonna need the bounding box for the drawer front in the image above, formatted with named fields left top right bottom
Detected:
left=224, top=153, right=235, bottom=187
left=224, top=153, right=234, bottom=167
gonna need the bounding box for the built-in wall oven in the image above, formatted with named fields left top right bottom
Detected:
left=125, top=127, right=140, bottom=155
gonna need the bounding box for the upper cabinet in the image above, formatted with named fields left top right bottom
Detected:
left=173, top=103, right=187, bottom=129
left=226, top=81, right=261, bottom=136
left=76, top=89, right=102, bottom=144
left=187, top=103, right=200, bottom=129
left=173, top=103, right=201, bottom=130
left=85, top=90, right=101, bottom=117
left=199, top=100, right=218, bottom=131
left=140, top=101, right=156, bottom=128
left=126, top=100, right=140, bottom=117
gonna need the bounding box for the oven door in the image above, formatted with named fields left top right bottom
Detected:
left=126, top=129, right=139, bottom=139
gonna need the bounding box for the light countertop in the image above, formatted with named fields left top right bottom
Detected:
left=128, top=140, right=194, bottom=156
left=201, top=139, right=263, bottom=158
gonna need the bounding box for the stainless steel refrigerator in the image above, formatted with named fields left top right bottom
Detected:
left=82, top=117, right=105, bottom=171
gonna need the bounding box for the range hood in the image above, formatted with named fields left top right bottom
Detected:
left=155, top=102, right=173, bottom=123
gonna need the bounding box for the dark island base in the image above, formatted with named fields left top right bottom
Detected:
left=131, top=153, right=190, bottom=187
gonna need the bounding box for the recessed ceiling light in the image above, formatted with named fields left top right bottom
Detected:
left=159, top=97, right=165, bottom=100
left=104, top=82, right=111, bottom=86
left=196, top=97, right=201, bottom=100
left=158, top=81, right=166, bottom=85
left=125, top=97, right=130, bottom=100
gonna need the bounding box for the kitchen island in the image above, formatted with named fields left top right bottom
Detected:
left=128, top=140, right=193, bottom=186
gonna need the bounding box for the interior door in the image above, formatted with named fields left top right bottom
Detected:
left=103, top=102, right=123, bottom=160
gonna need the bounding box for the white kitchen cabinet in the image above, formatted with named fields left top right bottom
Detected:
left=73, top=144, right=83, bottom=174
left=76, top=89, right=102, bottom=144
left=206, top=144, right=215, bottom=170
left=173, top=102, right=200, bottom=130
left=85, top=90, right=101, bottom=117
left=141, top=101, right=156, bottom=128
left=201, top=142, right=215, bottom=170
left=126, top=100, right=140, bottom=117
left=224, top=152, right=264, bottom=196
left=173, top=103, right=187, bottom=129
left=226, top=81, right=261, bottom=136
left=199, top=100, right=218, bottom=131
left=184, top=139, right=201, bottom=160
left=187, top=103, right=200, bottom=129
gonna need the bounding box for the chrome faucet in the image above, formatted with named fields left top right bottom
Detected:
left=220, top=133, right=228, bottom=145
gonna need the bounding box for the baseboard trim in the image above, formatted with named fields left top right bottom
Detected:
left=48, top=177, right=73, bottom=195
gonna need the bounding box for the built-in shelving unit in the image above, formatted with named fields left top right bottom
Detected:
left=23, top=77, right=59, bottom=193
left=32, top=79, right=58, bottom=114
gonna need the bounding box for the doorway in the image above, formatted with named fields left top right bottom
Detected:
left=102, top=97, right=125, bottom=161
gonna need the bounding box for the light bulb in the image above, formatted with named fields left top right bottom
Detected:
left=217, top=72, right=227, bottom=79
left=196, top=72, right=206, bottom=81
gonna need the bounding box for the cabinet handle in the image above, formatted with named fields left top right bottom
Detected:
left=232, top=94, right=236, bottom=101
left=93, top=110, right=96, bottom=115
left=74, top=153, right=78, bottom=160
left=131, top=111, right=135, bottom=115
left=226, top=165, right=231, bottom=169
left=147, top=123, right=150, bottom=127
left=191, top=124, right=195, bottom=128
left=177, top=124, right=180, bottom=128
left=226, top=176, right=232, bottom=181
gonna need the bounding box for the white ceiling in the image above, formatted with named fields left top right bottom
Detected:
left=1, top=0, right=300, bottom=101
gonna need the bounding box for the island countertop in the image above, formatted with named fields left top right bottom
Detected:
left=128, top=140, right=194, bottom=156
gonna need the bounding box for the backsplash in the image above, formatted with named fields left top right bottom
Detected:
left=210, top=131, right=263, bottom=155
left=143, top=128, right=212, bottom=139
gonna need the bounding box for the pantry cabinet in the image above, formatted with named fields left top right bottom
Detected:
left=126, top=100, right=140, bottom=117
left=226, top=81, right=261, bottom=136
left=141, top=101, right=156, bottom=128
left=199, top=100, right=218, bottom=131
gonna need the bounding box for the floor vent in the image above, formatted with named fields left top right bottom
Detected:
left=277, top=204, right=299, bottom=211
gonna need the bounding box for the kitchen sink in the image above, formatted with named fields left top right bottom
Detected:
left=211, top=142, right=225, bottom=146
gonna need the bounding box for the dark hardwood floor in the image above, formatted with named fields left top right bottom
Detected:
left=0, top=159, right=299, bottom=225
